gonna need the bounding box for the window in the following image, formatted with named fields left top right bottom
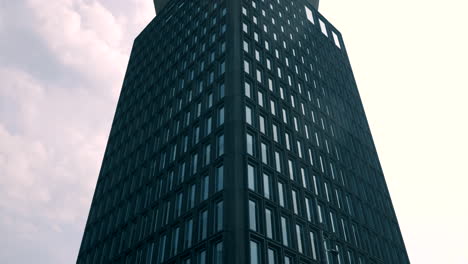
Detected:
left=176, top=192, right=183, bottom=217
left=205, top=144, right=211, bottom=166
left=173, top=227, right=180, bottom=255
left=313, top=175, right=319, bottom=195
left=194, top=126, right=200, bottom=144
left=301, top=168, right=307, bottom=188
left=221, top=41, right=226, bottom=52
left=335, top=189, right=342, bottom=208
left=267, top=248, right=276, bottom=264
left=272, top=124, right=279, bottom=142
left=245, top=82, right=252, bottom=98
left=249, top=200, right=257, bottom=231
left=288, top=159, right=294, bottom=180
left=296, top=224, right=303, bottom=253
left=192, top=153, right=198, bottom=175
left=199, top=250, right=207, bottom=264
left=220, top=61, right=226, bottom=75
left=281, top=216, right=289, bottom=246
left=324, top=182, right=331, bottom=202
left=185, top=219, right=193, bottom=249
left=347, top=250, right=353, bottom=264
left=201, top=175, right=209, bottom=201
left=259, top=115, right=266, bottom=134
left=297, top=141, right=303, bottom=158
left=351, top=224, right=358, bottom=246
left=285, top=133, right=291, bottom=150
left=305, top=197, right=313, bottom=222
left=216, top=165, right=224, bottom=192
left=244, top=60, right=250, bottom=74
left=332, top=31, right=341, bottom=49
left=330, top=211, right=337, bottom=233
left=243, top=40, right=249, bottom=53
left=317, top=204, right=324, bottom=223
left=341, top=218, right=348, bottom=241
left=250, top=241, right=259, bottom=264
left=336, top=245, right=343, bottom=264
left=292, top=190, right=299, bottom=215
left=258, top=91, right=264, bottom=107
left=256, top=69, right=262, bottom=83
left=278, top=182, right=285, bottom=207
left=243, top=22, right=248, bottom=33
left=159, top=235, right=166, bottom=263
left=208, top=93, right=213, bottom=108
left=305, top=6, right=314, bottom=24
left=246, top=133, right=254, bottom=155
left=263, top=208, right=273, bottom=240
left=219, top=107, right=225, bottom=126
left=274, top=151, right=281, bottom=172
left=282, top=109, right=287, bottom=124
left=189, top=184, right=196, bottom=209
left=246, top=106, right=253, bottom=125
left=216, top=200, right=224, bottom=232
left=346, top=195, right=354, bottom=216
left=207, top=117, right=212, bottom=135
left=214, top=241, right=223, bottom=263
left=209, top=71, right=215, bottom=84
left=196, top=102, right=202, bottom=117
left=218, top=134, right=224, bottom=156
left=248, top=164, right=256, bottom=191
left=219, top=83, right=225, bottom=98
left=319, top=19, right=328, bottom=36
left=270, top=100, right=276, bottom=115
left=329, top=162, right=335, bottom=178
left=263, top=173, right=270, bottom=199
left=200, top=210, right=208, bottom=241
left=310, top=231, right=318, bottom=260
left=261, top=143, right=268, bottom=164
left=180, top=162, right=186, bottom=183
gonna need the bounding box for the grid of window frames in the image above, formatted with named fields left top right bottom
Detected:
left=77, top=1, right=228, bottom=263
left=243, top=0, right=409, bottom=264
left=77, top=0, right=409, bottom=263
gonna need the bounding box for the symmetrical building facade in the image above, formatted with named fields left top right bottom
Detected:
left=77, top=0, right=410, bottom=263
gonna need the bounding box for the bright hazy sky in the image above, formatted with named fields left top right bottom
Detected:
left=0, top=0, right=467, bottom=263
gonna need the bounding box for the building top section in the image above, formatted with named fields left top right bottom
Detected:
left=153, top=0, right=170, bottom=14
left=154, top=0, right=319, bottom=14
left=309, top=0, right=320, bottom=9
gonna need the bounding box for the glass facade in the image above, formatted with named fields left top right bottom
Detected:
left=239, top=0, right=409, bottom=263
left=77, top=1, right=227, bottom=263
left=77, top=0, right=409, bottom=263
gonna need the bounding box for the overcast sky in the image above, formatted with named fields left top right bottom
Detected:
left=0, top=0, right=467, bottom=263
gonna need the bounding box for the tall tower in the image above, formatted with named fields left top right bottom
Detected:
left=77, top=0, right=410, bottom=263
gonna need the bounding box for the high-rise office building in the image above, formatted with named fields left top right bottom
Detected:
left=77, top=0, right=410, bottom=263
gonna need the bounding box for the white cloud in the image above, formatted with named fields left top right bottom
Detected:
left=0, top=67, right=102, bottom=226
left=24, top=0, right=153, bottom=99
left=0, top=0, right=153, bottom=263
